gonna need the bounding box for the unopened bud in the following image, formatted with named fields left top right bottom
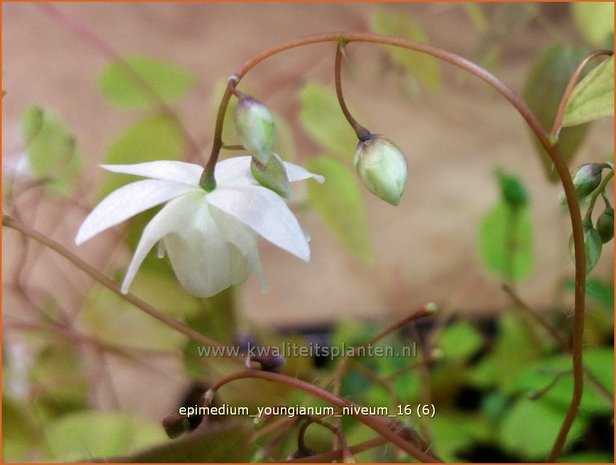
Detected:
left=250, top=154, right=290, bottom=198
left=251, top=353, right=286, bottom=373
left=234, top=97, right=276, bottom=164
left=354, top=137, right=408, bottom=206
left=572, top=164, right=603, bottom=200
left=596, top=206, right=614, bottom=243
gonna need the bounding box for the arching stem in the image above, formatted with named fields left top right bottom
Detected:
left=169, top=30, right=595, bottom=459
left=335, top=42, right=372, bottom=141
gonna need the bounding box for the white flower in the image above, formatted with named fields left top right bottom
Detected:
left=76, top=156, right=324, bottom=298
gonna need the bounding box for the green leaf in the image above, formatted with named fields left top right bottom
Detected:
left=571, top=2, right=614, bottom=48
left=29, top=342, right=89, bottom=417
left=563, top=56, right=614, bottom=127
left=47, top=411, right=167, bottom=461
left=99, top=115, right=184, bottom=198
left=561, top=452, right=615, bottom=463
left=99, top=56, right=194, bottom=109
left=306, top=156, right=371, bottom=262
left=431, top=412, right=491, bottom=461
left=524, top=45, right=589, bottom=182
left=3, top=395, right=44, bottom=461
left=496, top=168, right=528, bottom=208
left=370, top=8, right=441, bottom=92
left=298, top=82, right=358, bottom=159
left=499, top=397, right=585, bottom=459
left=467, top=314, right=542, bottom=391
left=463, top=3, right=488, bottom=33
left=478, top=202, right=534, bottom=282
left=514, top=348, right=613, bottom=415
left=272, top=111, right=296, bottom=161
left=437, top=321, right=483, bottom=363
left=124, top=420, right=253, bottom=462
left=21, top=106, right=81, bottom=194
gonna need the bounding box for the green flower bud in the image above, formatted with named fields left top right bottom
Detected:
left=234, top=97, right=276, bottom=164
left=569, top=223, right=603, bottom=274
left=354, top=137, right=408, bottom=206
left=250, top=153, right=290, bottom=198
left=596, top=206, right=614, bottom=243
left=572, top=163, right=603, bottom=200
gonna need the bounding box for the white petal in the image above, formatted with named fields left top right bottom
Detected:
left=227, top=244, right=254, bottom=287
left=211, top=208, right=266, bottom=290
left=156, top=241, right=166, bottom=259
left=162, top=197, right=251, bottom=297
left=207, top=185, right=310, bottom=261
left=102, top=161, right=203, bottom=185
left=283, top=161, right=325, bottom=184
left=121, top=191, right=206, bottom=293
left=75, top=179, right=197, bottom=245
left=215, top=156, right=255, bottom=186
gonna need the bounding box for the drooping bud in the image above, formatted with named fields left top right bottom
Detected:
left=569, top=222, right=603, bottom=274
left=250, top=154, right=290, bottom=198
left=234, top=97, right=276, bottom=164
left=354, top=137, right=408, bottom=206
left=572, top=163, right=603, bottom=200
left=596, top=206, right=614, bottom=243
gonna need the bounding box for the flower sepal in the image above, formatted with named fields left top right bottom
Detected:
left=250, top=154, right=290, bottom=198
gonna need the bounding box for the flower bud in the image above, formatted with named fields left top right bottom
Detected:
left=250, top=154, right=290, bottom=198
left=596, top=206, right=614, bottom=243
left=234, top=97, right=276, bottom=165
left=354, top=137, right=408, bottom=206
left=572, top=163, right=603, bottom=200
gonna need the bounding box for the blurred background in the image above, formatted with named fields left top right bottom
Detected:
left=3, top=2, right=614, bottom=462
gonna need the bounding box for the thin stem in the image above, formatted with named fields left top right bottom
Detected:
left=35, top=3, right=201, bottom=159
left=503, top=284, right=568, bottom=348
left=2, top=216, right=236, bottom=357
left=335, top=42, right=372, bottom=141
left=207, top=369, right=438, bottom=462
left=550, top=50, right=614, bottom=139
left=297, top=418, right=353, bottom=462
left=362, top=304, right=437, bottom=349
left=287, top=437, right=388, bottom=463
left=321, top=304, right=435, bottom=395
